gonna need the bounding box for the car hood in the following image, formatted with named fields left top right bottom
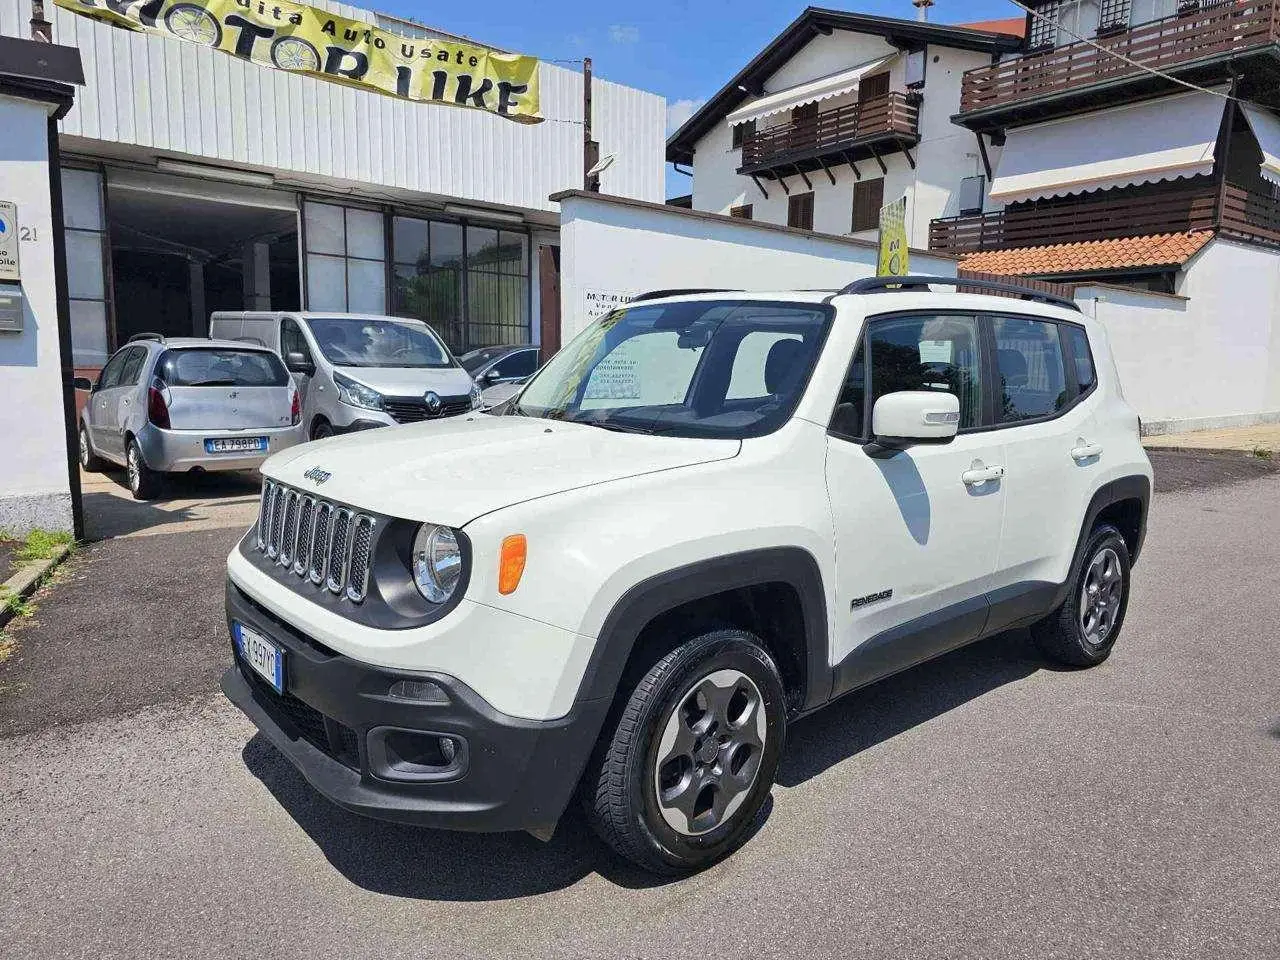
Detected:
left=264, top=415, right=741, bottom=526
left=335, top=365, right=474, bottom=397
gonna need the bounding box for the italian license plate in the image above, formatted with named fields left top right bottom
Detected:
left=205, top=436, right=267, bottom=454
left=234, top=621, right=284, bottom=694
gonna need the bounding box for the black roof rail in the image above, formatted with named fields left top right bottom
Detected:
left=630, top=288, right=740, bottom=303
left=126, top=332, right=166, bottom=343
left=835, top=275, right=1081, bottom=312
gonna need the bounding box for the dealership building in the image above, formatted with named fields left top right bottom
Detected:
left=0, top=0, right=665, bottom=376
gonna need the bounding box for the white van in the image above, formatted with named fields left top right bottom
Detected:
left=209, top=312, right=481, bottom=439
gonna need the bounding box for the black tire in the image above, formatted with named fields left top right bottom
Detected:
left=79, top=423, right=105, bottom=473
left=126, top=438, right=163, bottom=501
left=1032, top=524, right=1131, bottom=667
left=310, top=418, right=334, bottom=441
left=583, top=629, right=787, bottom=875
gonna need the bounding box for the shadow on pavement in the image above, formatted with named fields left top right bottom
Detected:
left=241, top=734, right=678, bottom=899
left=82, top=468, right=260, bottom=541
left=241, top=630, right=1048, bottom=900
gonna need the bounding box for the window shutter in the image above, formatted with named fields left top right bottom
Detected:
left=730, top=204, right=753, bottom=220
left=852, top=179, right=885, bottom=232
left=858, top=72, right=891, bottom=103
left=788, top=192, right=814, bottom=230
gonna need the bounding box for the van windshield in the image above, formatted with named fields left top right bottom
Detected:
left=157, top=348, right=288, bottom=387
left=512, top=299, right=832, bottom=439
left=307, top=317, right=454, bottom=369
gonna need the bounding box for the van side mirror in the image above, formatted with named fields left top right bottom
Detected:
left=871, top=391, right=960, bottom=448
left=72, top=376, right=94, bottom=392
left=285, top=351, right=314, bottom=376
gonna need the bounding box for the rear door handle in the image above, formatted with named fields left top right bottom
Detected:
left=1071, top=441, right=1103, bottom=461
left=962, top=464, right=1005, bottom=486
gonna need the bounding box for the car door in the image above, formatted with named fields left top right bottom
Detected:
left=87, top=348, right=132, bottom=461
left=280, top=317, right=316, bottom=420
left=109, top=346, right=149, bottom=456
left=825, top=311, right=1006, bottom=695
left=985, top=314, right=1104, bottom=631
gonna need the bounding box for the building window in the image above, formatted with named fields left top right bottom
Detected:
left=852, top=178, right=885, bottom=232
left=304, top=201, right=386, bottom=314
left=788, top=192, right=815, bottom=230
left=62, top=168, right=110, bottom=367
left=1027, top=0, right=1060, bottom=49
left=1098, top=0, right=1132, bottom=31
left=392, top=216, right=530, bottom=353
left=730, top=204, right=753, bottom=219
left=731, top=119, right=756, bottom=149
left=958, top=175, right=986, bottom=216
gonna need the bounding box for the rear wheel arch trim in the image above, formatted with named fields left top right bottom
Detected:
left=1051, top=475, right=1151, bottom=612
left=576, top=547, right=831, bottom=717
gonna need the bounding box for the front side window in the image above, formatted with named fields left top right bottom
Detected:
left=281, top=317, right=312, bottom=362
left=867, top=314, right=984, bottom=430
left=992, top=316, right=1069, bottom=422
left=158, top=349, right=288, bottom=387
left=513, top=300, right=832, bottom=439
left=306, top=317, right=453, bottom=369
left=490, top=349, right=538, bottom=380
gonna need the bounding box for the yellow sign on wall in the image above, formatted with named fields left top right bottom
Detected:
left=877, top=195, right=909, bottom=277
left=54, top=0, right=542, bottom=123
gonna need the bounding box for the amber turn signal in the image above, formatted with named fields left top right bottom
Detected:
left=498, top=534, right=527, bottom=595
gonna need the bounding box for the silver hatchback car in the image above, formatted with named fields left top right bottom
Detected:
left=75, top=335, right=305, bottom=499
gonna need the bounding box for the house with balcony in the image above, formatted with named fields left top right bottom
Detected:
left=665, top=8, right=1024, bottom=248
left=933, top=0, right=1280, bottom=291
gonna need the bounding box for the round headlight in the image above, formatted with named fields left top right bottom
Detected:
left=412, top=524, right=463, bottom=603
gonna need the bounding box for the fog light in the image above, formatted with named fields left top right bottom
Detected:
left=388, top=679, right=450, bottom=704
left=368, top=727, right=468, bottom=782
left=438, top=735, right=457, bottom=764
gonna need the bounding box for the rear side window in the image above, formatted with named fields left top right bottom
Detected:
left=1063, top=325, right=1096, bottom=393
left=118, top=347, right=148, bottom=387
left=992, top=317, right=1069, bottom=423
left=157, top=349, right=288, bottom=387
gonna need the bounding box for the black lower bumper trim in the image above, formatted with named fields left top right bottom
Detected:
left=223, top=580, right=609, bottom=834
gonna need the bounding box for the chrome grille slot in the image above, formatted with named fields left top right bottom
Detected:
left=268, top=483, right=286, bottom=558
left=257, top=481, right=274, bottom=551
left=346, top=515, right=375, bottom=603
left=327, top=508, right=353, bottom=594
left=293, top=497, right=316, bottom=576
left=279, top=490, right=300, bottom=567
left=309, top=502, right=332, bottom=584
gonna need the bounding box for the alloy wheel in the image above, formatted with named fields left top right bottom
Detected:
left=1079, top=547, right=1123, bottom=645
left=79, top=429, right=89, bottom=467
left=653, top=668, right=767, bottom=837
left=127, top=445, right=140, bottom=493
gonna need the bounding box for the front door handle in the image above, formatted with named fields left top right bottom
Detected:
left=962, top=464, right=1005, bottom=486
left=1071, top=441, right=1103, bottom=461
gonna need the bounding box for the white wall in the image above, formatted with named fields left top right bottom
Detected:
left=689, top=36, right=992, bottom=250
left=0, top=0, right=665, bottom=211
left=1077, top=238, right=1280, bottom=432
left=0, top=94, right=74, bottom=534
left=557, top=191, right=958, bottom=339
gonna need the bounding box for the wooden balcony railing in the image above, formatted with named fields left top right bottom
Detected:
left=929, top=179, right=1280, bottom=254
left=739, top=92, right=918, bottom=171
left=959, top=0, right=1279, bottom=116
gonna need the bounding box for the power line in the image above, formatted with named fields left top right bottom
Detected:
left=1005, top=0, right=1248, bottom=104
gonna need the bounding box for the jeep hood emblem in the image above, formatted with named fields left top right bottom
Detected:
left=303, top=466, right=332, bottom=485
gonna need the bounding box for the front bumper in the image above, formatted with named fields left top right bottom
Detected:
left=137, top=423, right=305, bottom=473
left=221, top=579, right=608, bottom=835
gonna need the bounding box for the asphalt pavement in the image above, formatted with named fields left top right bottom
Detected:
left=0, top=452, right=1277, bottom=960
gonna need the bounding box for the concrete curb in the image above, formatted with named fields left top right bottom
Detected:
left=0, top=544, right=74, bottom=629
left=1143, top=445, right=1276, bottom=461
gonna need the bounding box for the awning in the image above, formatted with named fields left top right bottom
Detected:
left=725, top=54, right=898, bottom=126
left=989, top=89, right=1228, bottom=204
left=1241, top=105, right=1280, bottom=187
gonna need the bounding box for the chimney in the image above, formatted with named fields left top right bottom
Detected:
left=30, top=0, right=53, bottom=41
left=912, top=0, right=934, bottom=22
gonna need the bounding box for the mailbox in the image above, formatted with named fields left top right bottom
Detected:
left=0, top=284, right=24, bottom=333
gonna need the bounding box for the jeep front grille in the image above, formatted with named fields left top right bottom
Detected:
left=255, top=480, right=375, bottom=603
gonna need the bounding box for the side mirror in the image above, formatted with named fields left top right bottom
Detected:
left=72, top=376, right=94, bottom=392
left=482, top=369, right=502, bottom=384
left=871, top=391, right=960, bottom=448
left=285, top=351, right=315, bottom=376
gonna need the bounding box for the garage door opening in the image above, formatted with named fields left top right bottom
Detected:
left=106, top=173, right=300, bottom=344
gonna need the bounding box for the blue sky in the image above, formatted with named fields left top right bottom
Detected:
left=375, top=0, right=1023, bottom=196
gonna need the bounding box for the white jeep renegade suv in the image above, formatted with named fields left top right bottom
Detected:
left=222, top=276, right=1152, bottom=874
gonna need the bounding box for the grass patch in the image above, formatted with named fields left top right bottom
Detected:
left=1252, top=446, right=1274, bottom=461
left=14, top=529, right=73, bottom=563
left=2, top=589, right=32, bottom=618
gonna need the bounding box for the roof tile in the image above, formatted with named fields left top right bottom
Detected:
left=958, top=232, right=1214, bottom=277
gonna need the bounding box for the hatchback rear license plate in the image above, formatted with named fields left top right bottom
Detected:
left=205, top=436, right=267, bottom=454
left=233, top=621, right=284, bottom=694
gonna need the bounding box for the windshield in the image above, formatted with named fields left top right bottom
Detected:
left=307, top=317, right=454, bottom=369
left=158, top=348, right=287, bottom=387
left=513, top=299, right=832, bottom=439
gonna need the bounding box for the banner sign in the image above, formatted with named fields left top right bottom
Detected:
left=877, top=194, right=909, bottom=277
left=53, top=0, right=542, bottom=123
left=0, top=202, right=18, bottom=283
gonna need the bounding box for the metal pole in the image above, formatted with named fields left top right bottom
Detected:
left=583, top=57, right=600, bottom=191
